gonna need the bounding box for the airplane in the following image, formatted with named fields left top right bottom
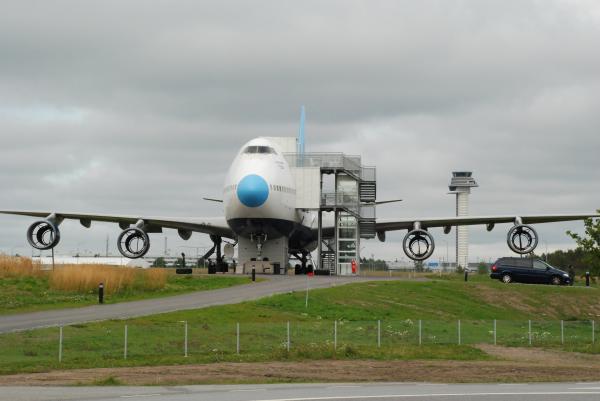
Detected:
left=1, top=113, right=598, bottom=272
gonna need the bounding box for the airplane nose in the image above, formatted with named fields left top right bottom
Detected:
left=237, top=174, right=269, bottom=207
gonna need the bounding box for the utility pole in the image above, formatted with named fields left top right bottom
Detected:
left=164, top=237, right=168, bottom=256
left=105, top=235, right=109, bottom=257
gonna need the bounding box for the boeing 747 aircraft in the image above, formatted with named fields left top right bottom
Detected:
left=1, top=129, right=598, bottom=271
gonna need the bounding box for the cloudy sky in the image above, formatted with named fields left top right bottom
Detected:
left=1, top=0, right=599, bottom=263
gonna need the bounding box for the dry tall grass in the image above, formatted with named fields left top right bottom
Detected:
left=0, top=255, right=44, bottom=278
left=0, top=255, right=167, bottom=295
left=49, top=265, right=167, bottom=295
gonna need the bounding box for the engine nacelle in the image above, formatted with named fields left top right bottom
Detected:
left=402, top=229, right=435, bottom=261
left=27, top=220, right=61, bottom=250
left=507, top=224, right=538, bottom=254
left=117, top=227, right=150, bottom=259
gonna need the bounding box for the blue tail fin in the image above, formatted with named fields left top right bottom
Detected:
left=298, top=105, right=305, bottom=156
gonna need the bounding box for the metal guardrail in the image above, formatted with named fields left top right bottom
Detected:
left=284, top=153, right=362, bottom=173
left=321, top=192, right=360, bottom=214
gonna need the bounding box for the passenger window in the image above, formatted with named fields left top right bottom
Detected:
left=533, top=261, right=547, bottom=270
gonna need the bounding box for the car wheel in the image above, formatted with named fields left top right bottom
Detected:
left=502, top=274, right=512, bottom=284
left=551, top=276, right=562, bottom=285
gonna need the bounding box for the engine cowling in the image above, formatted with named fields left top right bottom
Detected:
left=27, top=220, right=61, bottom=250
left=403, top=229, right=435, bottom=261
left=507, top=224, right=538, bottom=254
left=117, top=227, right=150, bottom=259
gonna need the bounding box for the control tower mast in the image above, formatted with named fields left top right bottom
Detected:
left=448, top=172, right=478, bottom=270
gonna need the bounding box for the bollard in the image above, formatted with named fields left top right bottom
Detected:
left=252, top=268, right=256, bottom=282
left=377, top=320, right=381, bottom=348
left=586, top=272, right=590, bottom=287
left=493, top=319, right=497, bottom=346
left=464, top=270, right=468, bottom=282
left=458, top=320, right=461, bottom=345
left=418, top=319, right=422, bottom=346
left=98, top=282, right=104, bottom=304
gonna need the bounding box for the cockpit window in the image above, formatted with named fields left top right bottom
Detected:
left=243, top=146, right=276, bottom=154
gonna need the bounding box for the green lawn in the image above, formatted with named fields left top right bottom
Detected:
left=0, top=274, right=254, bottom=315
left=1, top=277, right=599, bottom=374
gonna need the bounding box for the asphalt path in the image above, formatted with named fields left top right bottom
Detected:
left=0, top=275, right=391, bottom=333
left=2, top=382, right=600, bottom=401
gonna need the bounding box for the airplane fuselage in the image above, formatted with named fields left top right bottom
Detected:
left=223, top=138, right=315, bottom=251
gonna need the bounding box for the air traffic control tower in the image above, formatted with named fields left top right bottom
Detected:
left=448, top=172, right=478, bottom=270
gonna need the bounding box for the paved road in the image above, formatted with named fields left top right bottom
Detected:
left=2, top=382, right=600, bottom=401
left=0, top=275, right=388, bottom=333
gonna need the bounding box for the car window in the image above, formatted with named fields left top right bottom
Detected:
left=507, top=258, right=531, bottom=268
left=533, top=260, right=547, bottom=270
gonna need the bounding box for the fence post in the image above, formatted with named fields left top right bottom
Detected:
left=58, top=326, right=63, bottom=363
left=236, top=323, right=240, bottom=355
left=287, top=321, right=290, bottom=352
left=458, top=320, right=461, bottom=345
left=493, top=319, right=497, bottom=346
left=528, top=320, right=532, bottom=346
left=184, top=321, right=188, bottom=357
left=377, top=320, right=381, bottom=348
left=418, top=320, right=422, bottom=346
left=561, top=320, right=564, bottom=345
left=124, top=324, right=128, bottom=360
left=334, top=320, right=337, bottom=351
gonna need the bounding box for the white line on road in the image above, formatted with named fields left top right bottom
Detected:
left=231, top=388, right=267, bottom=392
left=569, top=387, right=600, bottom=390
left=251, top=391, right=600, bottom=401
left=326, top=386, right=363, bottom=389
left=119, top=395, right=162, bottom=399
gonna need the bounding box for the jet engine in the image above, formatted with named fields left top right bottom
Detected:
left=403, top=229, right=435, bottom=261
left=507, top=224, right=538, bottom=254
left=27, top=220, right=61, bottom=250
left=117, top=227, right=150, bottom=259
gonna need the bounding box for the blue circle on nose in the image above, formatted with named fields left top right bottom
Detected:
left=237, top=174, right=269, bottom=208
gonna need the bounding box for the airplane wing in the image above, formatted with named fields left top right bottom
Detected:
left=0, top=210, right=235, bottom=239
left=375, top=213, right=600, bottom=232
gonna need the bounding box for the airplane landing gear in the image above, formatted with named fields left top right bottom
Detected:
left=203, top=235, right=228, bottom=274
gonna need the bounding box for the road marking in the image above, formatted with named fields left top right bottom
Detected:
left=120, top=395, right=162, bottom=399
left=327, top=386, right=363, bottom=388
left=251, top=391, right=600, bottom=401
left=569, top=387, right=600, bottom=390
left=231, top=388, right=267, bottom=392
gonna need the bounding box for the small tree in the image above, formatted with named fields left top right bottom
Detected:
left=567, top=211, right=600, bottom=276
left=152, top=257, right=166, bottom=268
left=477, top=262, right=488, bottom=275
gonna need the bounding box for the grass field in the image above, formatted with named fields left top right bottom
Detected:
left=1, top=276, right=599, bottom=375
left=0, top=256, right=254, bottom=314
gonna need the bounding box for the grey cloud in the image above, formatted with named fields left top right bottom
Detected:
left=0, top=0, right=599, bottom=261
